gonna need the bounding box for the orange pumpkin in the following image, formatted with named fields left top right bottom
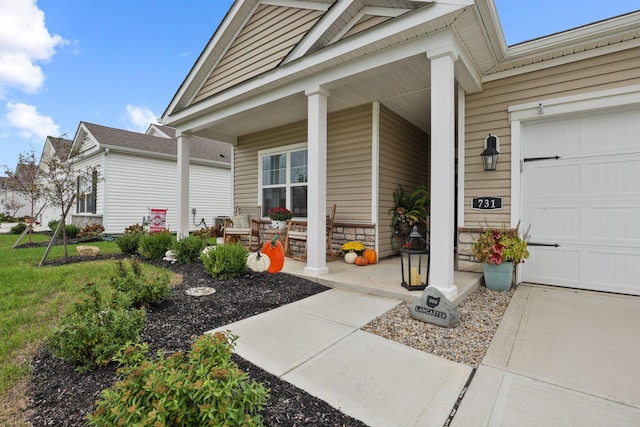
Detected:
left=354, top=255, right=369, bottom=266
left=261, top=236, right=285, bottom=273
left=363, top=248, right=377, bottom=265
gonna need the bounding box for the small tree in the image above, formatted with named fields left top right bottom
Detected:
left=39, top=135, right=98, bottom=258
left=2, top=149, right=42, bottom=241
left=1, top=193, right=25, bottom=217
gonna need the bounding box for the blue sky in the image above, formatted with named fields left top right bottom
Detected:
left=1, top=0, right=639, bottom=171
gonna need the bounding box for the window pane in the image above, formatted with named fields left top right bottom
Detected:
left=262, top=154, right=286, bottom=186
left=290, top=150, right=307, bottom=183
left=291, top=186, right=307, bottom=218
left=262, top=187, right=286, bottom=216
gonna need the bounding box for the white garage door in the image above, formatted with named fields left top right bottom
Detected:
left=521, top=108, right=640, bottom=295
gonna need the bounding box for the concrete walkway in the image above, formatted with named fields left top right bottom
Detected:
left=211, top=284, right=640, bottom=426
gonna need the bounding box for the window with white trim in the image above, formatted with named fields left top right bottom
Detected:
left=260, top=144, right=308, bottom=218
left=77, top=170, right=97, bottom=214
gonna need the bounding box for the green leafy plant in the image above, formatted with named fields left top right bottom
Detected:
left=48, top=219, right=60, bottom=231
left=46, top=284, right=145, bottom=372
left=201, top=242, right=248, bottom=279
left=115, top=233, right=141, bottom=254
left=192, top=224, right=223, bottom=238
left=65, top=223, right=81, bottom=239
left=109, top=259, right=171, bottom=307
left=9, top=222, right=27, bottom=235
left=173, top=235, right=207, bottom=263
left=138, top=231, right=175, bottom=259
left=87, top=332, right=269, bottom=427
left=389, top=184, right=429, bottom=231
left=472, top=226, right=529, bottom=265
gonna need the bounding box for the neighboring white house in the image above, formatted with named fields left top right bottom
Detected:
left=40, top=122, right=231, bottom=234
left=0, top=164, right=40, bottom=220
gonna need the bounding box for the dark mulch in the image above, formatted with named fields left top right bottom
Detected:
left=28, top=257, right=367, bottom=426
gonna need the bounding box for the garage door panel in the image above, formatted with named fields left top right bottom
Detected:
left=523, top=247, right=580, bottom=285
left=586, top=156, right=640, bottom=194
left=522, top=119, right=580, bottom=158
left=585, top=248, right=640, bottom=294
left=523, top=163, right=580, bottom=196
left=523, top=205, right=580, bottom=240
left=579, top=110, right=640, bottom=154
left=586, top=206, right=640, bottom=243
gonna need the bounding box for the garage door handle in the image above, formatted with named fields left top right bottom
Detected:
left=528, top=242, right=560, bottom=247
left=523, top=156, right=560, bottom=162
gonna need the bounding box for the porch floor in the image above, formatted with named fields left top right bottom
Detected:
left=281, top=256, right=482, bottom=305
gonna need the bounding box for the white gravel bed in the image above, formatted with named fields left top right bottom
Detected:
left=363, top=285, right=515, bottom=367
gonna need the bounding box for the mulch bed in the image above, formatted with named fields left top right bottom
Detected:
left=28, top=256, right=367, bottom=426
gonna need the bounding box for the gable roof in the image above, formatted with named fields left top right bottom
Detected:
left=79, top=122, right=230, bottom=164
left=46, top=136, right=74, bottom=161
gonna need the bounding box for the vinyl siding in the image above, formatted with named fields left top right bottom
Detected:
left=235, top=105, right=373, bottom=222
left=193, top=5, right=324, bottom=103
left=378, top=105, right=429, bottom=258
left=102, top=152, right=230, bottom=234
left=464, top=47, right=640, bottom=227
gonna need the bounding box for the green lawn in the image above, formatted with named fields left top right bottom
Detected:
left=0, top=234, right=126, bottom=401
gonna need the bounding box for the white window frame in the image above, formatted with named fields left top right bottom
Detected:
left=258, top=142, right=308, bottom=219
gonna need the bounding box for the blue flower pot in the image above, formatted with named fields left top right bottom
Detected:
left=482, top=262, right=514, bottom=292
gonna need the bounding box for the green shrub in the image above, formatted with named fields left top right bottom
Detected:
left=200, top=242, right=248, bottom=279
left=47, top=284, right=145, bottom=371
left=65, top=223, right=81, bottom=238
left=48, top=219, right=60, bottom=232
left=173, top=235, right=207, bottom=263
left=87, top=333, right=269, bottom=427
left=138, top=231, right=175, bottom=259
left=109, top=259, right=171, bottom=307
left=115, top=233, right=141, bottom=254
left=9, top=222, right=27, bottom=234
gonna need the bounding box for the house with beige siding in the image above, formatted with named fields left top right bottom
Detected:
left=161, top=0, right=640, bottom=297
left=46, top=122, right=231, bottom=234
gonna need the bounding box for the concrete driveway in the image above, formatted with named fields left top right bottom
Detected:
left=452, top=284, right=640, bottom=426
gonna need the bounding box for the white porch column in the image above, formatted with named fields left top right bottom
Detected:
left=304, top=87, right=329, bottom=275
left=427, top=51, right=458, bottom=298
left=176, top=130, right=191, bottom=239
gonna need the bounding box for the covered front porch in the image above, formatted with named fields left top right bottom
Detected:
left=282, top=256, right=482, bottom=304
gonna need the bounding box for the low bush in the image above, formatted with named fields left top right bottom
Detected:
left=47, top=284, right=145, bottom=372
left=124, top=223, right=145, bottom=234
left=138, top=231, right=175, bottom=259
left=9, top=222, right=27, bottom=234
left=173, top=235, right=207, bottom=263
left=192, top=224, right=223, bottom=238
left=109, top=259, right=171, bottom=307
left=77, top=223, right=105, bottom=239
left=48, top=219, right=60, bottom=232
left=115, top=233, right=141, bottom=254
left=65, top=223, right=81, bottom=239
left=87, top=333, right=269, bottom=427
left=200, top=242, right=248, bottom=279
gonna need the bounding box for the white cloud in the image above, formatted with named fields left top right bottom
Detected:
left=0, top=0, right=66, bottom=94
left=5, top=102, right=60, bottom=141
left=126, top=104, right=158, bottom=132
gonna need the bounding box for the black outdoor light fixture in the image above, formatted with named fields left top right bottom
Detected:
left=400, top=226, right=430, bottom=291
left=481, top=134, right=500, bottom=171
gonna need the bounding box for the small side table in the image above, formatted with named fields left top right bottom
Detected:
left=263, top=228, right=287, bottom=249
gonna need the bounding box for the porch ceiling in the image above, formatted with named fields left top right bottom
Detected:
left=195, top=54, right=431, bottom=140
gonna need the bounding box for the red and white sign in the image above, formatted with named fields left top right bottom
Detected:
left=149, top=208, right=167, bottom=232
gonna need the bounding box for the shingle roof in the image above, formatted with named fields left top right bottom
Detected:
left=48, top=136, right=74, bottom=160
left=81, top=122, right=230, bottom=163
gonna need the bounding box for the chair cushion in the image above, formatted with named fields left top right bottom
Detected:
left=231, top=215, right=249, bottom=228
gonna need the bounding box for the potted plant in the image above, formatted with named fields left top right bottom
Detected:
left=389, top=184, right=429, bottom=236
left=340, top=241, right=365, bottom=264
left=472, top=226, right=529, bottom=291
left=267, top=207, right=292, bottom=230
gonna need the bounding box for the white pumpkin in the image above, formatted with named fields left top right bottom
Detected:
left=247, top=251, right=271, bottom=272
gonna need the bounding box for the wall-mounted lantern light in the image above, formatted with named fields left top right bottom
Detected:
left=481, top=134, right=500, bottom=171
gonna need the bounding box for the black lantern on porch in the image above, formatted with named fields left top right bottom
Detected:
left=481, top=134, right=500, bottom=171
left=400, top=226, right=430, bottom=291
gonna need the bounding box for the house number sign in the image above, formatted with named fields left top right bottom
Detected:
left=471, top=197, right=503, bottom=210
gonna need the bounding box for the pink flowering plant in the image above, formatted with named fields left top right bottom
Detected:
left=472, top=227, right=529, bottom=265
left=267, top=206, right=292, bottom=221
